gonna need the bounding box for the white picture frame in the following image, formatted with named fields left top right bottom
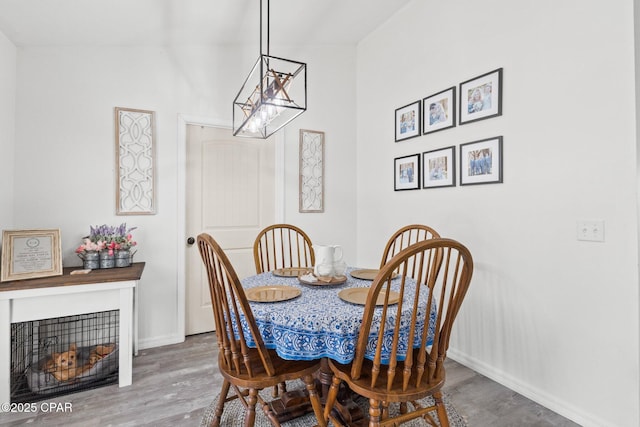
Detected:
left=1, top=229, right=63, bottom=282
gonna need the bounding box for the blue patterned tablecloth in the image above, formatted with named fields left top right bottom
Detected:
left=240, top=268, right=434, bottom=364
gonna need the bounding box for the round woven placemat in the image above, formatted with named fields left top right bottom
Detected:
left=200, top=380, right=467, bottom=426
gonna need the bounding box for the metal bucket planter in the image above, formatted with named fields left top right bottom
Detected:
left=115, top=250, right=133, bottom=268
left=78, top=251, right=100, bottom=270
left=99, top=251, right=115, bottom=269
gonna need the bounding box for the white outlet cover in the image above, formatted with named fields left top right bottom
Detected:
left=577, top=220, right=604, bottom=242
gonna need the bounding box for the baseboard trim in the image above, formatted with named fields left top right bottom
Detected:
left=137, top=333, right=184, bottom=351
left=447, top=349, right=612, bottom=427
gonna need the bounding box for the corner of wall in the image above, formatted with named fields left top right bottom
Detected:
left=0, top=29, right=16, bottom=230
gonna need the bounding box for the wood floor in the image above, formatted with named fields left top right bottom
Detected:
left=0, top=333, right=579, bottom=426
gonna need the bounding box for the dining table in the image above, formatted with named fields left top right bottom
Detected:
left=238, top=266, right=436, bottom=425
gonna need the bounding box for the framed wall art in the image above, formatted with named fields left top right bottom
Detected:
left=423, top=146, right=456, bottom=189
left=115, top=107, right=156, bottom=215
left=460, top=136, right=503, bottom=186
left=1, top=229, right=62, bottom=282
left=394, top=153, right=421, bottom=191
left=459, top=68, right=503, bottom=125
left=423, top=87, right=456, bottom=135
left=395, top=100, right=421, bottom=142
left=299, top=129, right=325, bottom=213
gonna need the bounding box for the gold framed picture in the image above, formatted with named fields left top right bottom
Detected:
left=1, top=229, right=63, bottom=282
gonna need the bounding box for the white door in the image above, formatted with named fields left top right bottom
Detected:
left=186, top=125, right=276, bottom=335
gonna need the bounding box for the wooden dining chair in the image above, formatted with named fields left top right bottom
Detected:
left=379, top=224, right=440, bottom=268
left=253, top=224, right=316, bottom=398
left=197, top=233, right=324, bottom=427
left=319, top=238, right=474, bottom=427
left=253, top=224, right=315, bottom=274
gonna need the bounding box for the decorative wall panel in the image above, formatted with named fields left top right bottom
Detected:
left=115, top=107, right=156, bottom=215
left=299, top=129, right=324, bottom=213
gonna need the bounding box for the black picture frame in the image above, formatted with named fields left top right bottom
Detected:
left=423, top=87, right=456, bottom=135
left=395, top=101, right=421, bottom=142
left=423, top=146, right=456, bottom=189
left=394, top=154, right=421, bottom=191
left=459, top=68, right=503, bottom=125
left=459, top=136, right=503, bottom=185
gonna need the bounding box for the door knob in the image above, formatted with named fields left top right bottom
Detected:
left=187, top=237, right=195, bottom=245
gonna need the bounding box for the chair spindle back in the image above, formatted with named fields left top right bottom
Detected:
left=353, top=238, right=473, bottom=392
left=197, top=233, right=275, bottom=377
left=380, top=224, right=441, bottom=279
left=253, top=224, right=315, bottom=274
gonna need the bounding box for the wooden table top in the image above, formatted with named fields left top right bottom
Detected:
left=0, top=262, right=145, bottom=292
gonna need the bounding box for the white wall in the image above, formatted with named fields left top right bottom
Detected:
left=280, top=46, right=358, bottom=264
left=8, top=1, right=639, bottom=424
left=356, top=1, right=639, bottom=426
left=0, top=30, right=16, bottom=232
left=12, top=43, right=357, bottom=348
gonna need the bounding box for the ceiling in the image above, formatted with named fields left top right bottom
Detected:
left=0, top=0, right=411, bottom=47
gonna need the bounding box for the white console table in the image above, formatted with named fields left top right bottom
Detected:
left=0, top=263, right=144, bottom=403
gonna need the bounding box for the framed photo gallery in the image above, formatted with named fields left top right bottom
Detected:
left=393, top=68, right=503, bottom=191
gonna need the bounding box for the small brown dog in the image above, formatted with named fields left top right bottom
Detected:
left=45, top=343, right=115, bottom=381
left=88, top=344, right=116, bottom=365
left=45, top=343, right=89, bottom=381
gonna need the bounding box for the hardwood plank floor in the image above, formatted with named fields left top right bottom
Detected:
left=0, top=333, right=579, bottom=426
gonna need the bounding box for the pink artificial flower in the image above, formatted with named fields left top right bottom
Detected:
left=104, top=241, right=117, bottom=255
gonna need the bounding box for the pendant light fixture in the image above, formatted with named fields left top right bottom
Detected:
left=232, top=0, right=307, bottom=138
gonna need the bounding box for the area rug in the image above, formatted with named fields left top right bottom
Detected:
left=200, top=380, right=467, bottom=426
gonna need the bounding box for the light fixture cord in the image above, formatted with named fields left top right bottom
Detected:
left=259, top=0, right=262, bottom=55
left=259, top=0, right=271, bottom=56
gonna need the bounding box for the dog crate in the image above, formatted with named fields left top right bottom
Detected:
left=10, top=310, right=120, bottom=403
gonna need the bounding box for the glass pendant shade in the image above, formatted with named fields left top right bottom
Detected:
left=233, top=54, right=307, bottom=138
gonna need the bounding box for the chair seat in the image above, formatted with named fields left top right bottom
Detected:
left=218, top=348, right=320, bottom=389
left=328, top=348, right=445, bottom=403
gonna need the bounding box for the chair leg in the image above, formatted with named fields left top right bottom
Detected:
left=381, top=401, right=389, bottom=420
left=303, top=374, right=327, bottom=427
left=211, top=379, right=231, bottom=427
left=368, top=399, right=381, bottom=427
left=244, top=388, right=259, bottom=427
left=259, top=394, right=281, bottom=427
left=433, top=391, right=450, bottom=427
left=399, top=401, right=408, bottom=414
left=323, top=375, right=342, bottom=423
left=271, top=381, right=287, bottom=397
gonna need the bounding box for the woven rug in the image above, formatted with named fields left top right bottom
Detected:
left=200, top=380, right=467, bottom=426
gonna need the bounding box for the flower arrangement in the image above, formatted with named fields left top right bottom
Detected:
left=76, top=223, right=137, bottom=256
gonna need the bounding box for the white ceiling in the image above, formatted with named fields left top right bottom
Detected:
left=0, top=0, right=411, bottom=47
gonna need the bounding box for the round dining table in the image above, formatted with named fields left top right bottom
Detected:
left=240, top=267, right=435, bottom=364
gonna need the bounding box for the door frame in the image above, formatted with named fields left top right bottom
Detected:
left=176, top=114, right=285, bottom=340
